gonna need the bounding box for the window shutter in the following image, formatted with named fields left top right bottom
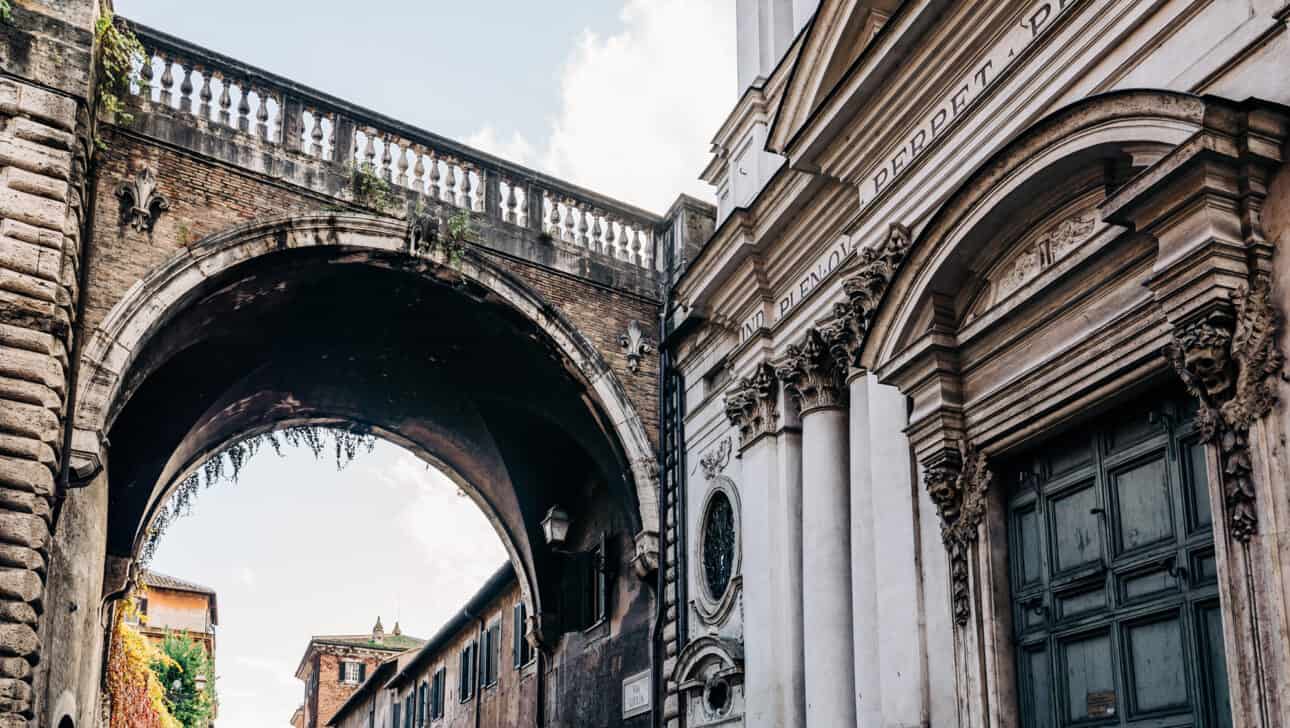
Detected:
left=512, top=605, right=521, bottom=668
left=339, top=660, right=346, bottom=682
left=559, top=551, right=593, bottom=632
left=359, top=662, right=366, bottom=682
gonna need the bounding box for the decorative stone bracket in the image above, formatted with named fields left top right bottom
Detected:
left=620, top=320, right=654, bottom=373
left=699, top=438, right=732, bottom=479
left=632, top=529, right=660, bottom=579
left=116, top=165, right=169, bottom=233
left=923, top=441, right=992, bottom=626
left=1166, top=277, right=1284, bottom=542
left=723, top=362, right=779, bottom=450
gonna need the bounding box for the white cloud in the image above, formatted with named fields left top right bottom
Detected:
left=469, top=0, right=736, bottom=213
left=465, top=125, right=537, bottom=168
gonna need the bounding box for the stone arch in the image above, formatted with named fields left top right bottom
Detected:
left=865, top=89, right=1208, bottom=376
left=72, top=212, right=661, bottom=624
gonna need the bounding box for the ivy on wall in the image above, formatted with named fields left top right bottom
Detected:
left=107, top=599, right=181, bottom=728
left=152, top=633, right=217, bottom=728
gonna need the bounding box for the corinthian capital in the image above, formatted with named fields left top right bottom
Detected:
left=775, top=328, right=846, bottom=413
left=723, top=362, right=779, bottom=450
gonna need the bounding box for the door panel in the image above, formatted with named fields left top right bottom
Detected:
left=1008, top=393, right=1230, bottom=728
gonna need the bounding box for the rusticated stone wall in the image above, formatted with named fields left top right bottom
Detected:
left=0, top=2, right=99, bottom=727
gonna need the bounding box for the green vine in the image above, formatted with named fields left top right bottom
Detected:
left=139, top=425, right=376, bottom=563
left=0, top=1, right=13, bottom=26
left=443, top=209, right=477, bottom=265
left=94, top=11, right=144, bottom=147
left=347, top=162, right=396, bottom=213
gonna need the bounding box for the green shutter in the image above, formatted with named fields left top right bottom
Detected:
left=359, top=662, right=366, bottom=682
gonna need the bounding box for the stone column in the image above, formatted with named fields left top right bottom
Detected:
left=0, top=2, right=98, bottom=726
left=724, top=362, right=805, bottom=728
left=777, top=328, right=855, bottom=728
left=846, top=372, right=881, bottom=726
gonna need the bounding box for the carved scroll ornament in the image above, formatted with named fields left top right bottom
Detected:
left=924, top=441, right=992, bottom=626
left=776, top=327, right=846, bottom=413
left=116, top=165, right=169, bottom=233
left=723, top=363, right=779, bottom=450
left=1166, top=278, right=1284, bottom=542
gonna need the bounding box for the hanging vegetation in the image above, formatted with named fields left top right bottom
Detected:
left=107, top=598, right=180, bottom=728
left=140, top=425, right=376, bottom=563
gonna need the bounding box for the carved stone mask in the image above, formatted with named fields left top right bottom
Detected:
left=925, top=469, right=960, bottom=521
left=1184, top=341, right=1233, bottom=399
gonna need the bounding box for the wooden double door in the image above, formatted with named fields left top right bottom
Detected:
left=1007, top=392, right=1231, bottom=728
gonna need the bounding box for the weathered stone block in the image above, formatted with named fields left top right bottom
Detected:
left=0, top=80, right=76, bottom=131
left=0, top=401, right=58, bottom=446
left=0, top=456, right=54, bottom=497
left=0, top=436, right=55, bottom=468
left=9, top=118, right=74, bottom=152
left=0, top=233, right=63, bottom=283
left=0, top=513, right=48, bottom=551
left=0, top=187, right=65, bottom=232
left=0, top=658, right=29, bottom=681
left=0, top=545, right=42, bottom=575
left=0, top=137, right=71, bottom=181
left=0, top=570, right=42, bottom=604
left=0, top=624, right=37, bottom=658
left=0, top=603, right=36, bottom=628
left=0, top=376, right=60, bottom=412
left=1, top=168, right=67, bottom=204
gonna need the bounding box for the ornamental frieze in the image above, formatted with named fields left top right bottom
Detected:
left=992, top=211, right=1096, bottom=300
left=923, top=441, right=992, bottom=627
left=776, top=328, right=847, bottom=413
left=1166, top=277, right=1284, bottom=542
left=723, top=363, right=779, bottom=450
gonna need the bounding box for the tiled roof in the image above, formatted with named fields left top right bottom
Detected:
left=141, top=570, right=216, bottom=596
left=140, top=570, right=218, bottom=625
left=311, top=633, right=426, bottom=651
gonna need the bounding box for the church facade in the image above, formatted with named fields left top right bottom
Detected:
left=663, top=2, right=1290, bottom=728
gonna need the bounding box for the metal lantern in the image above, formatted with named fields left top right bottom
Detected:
left=541, top=505, right=571, bottom=547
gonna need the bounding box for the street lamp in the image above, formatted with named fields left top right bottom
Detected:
left=541, top=506, right=571, bottom=547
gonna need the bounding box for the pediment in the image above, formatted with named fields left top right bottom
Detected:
left=768, top=0, right=897, bottom=157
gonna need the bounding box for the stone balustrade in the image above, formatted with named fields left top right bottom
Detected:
left=121, top=21, right=667, bottom=282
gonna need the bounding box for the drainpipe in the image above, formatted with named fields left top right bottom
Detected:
left=474, top=615, right=484, bottom=728
left=653, top=223, right=674, bottom=728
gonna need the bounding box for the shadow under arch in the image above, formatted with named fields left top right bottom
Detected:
left=76, top=212, right=661, bottom=629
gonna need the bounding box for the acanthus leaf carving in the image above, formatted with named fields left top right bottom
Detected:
left=923, top=441, right=992, bottom=627
left=116, top=165, right=169, bottom=233
left=1166, top=277, right=1284, bottom=542
left=832, top=222, right=912, bottom=370
left=776, top=327, right=847, bottom=413
left=723, top=363, right=778, bottom=450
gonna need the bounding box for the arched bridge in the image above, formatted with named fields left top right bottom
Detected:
left=0, top=5, right=712, bottom=728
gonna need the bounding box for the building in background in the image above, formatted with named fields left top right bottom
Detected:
left=292, top=619, right=425, bottom=728
left=664, top=0, right=1290, bottom=727
left=327, top=564, right=546, bottom=728
left=132, top=571, right=218, bottom=675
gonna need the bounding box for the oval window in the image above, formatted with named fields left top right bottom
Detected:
left=702, top=490, right=736, bottom=600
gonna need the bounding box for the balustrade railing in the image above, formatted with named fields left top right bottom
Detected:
left=123, top=21, right=663, bottom=274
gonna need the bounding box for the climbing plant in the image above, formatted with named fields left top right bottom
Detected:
left=348, top=162, right=396, bottom=213
left=0, top=1, right=13, bottom=25
left=140, top=425, right=376, bottom=563
left=107, top=599, right=180, bottom=728
left=94, top=11, right=144, bottom=129
left=151, top=633, right=216, bottom=728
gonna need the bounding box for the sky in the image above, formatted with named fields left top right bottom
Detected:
left=118, top=0, right=737, bottom=212
left=123, top=1, right=737, bottom=726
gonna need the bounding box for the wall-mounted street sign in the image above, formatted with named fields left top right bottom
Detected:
left=622, top=669, right=653, bottom=719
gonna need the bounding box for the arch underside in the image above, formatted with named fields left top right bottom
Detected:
left=79, top=214, right=659, bottom=620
